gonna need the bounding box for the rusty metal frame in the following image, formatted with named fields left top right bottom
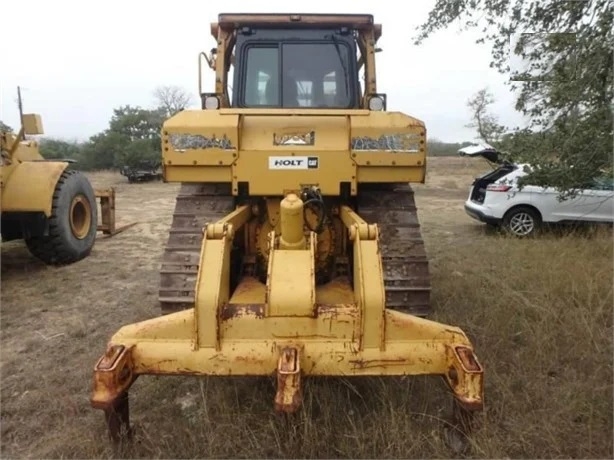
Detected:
left=91, top=194, right=484, bottom=442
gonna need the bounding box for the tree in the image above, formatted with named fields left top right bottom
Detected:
left=78, top=132, right=122, bottom=170
left=153, top=85, right=194, bottom=117
left=115, top=138, right=161, bottom=170
left=465, top=88, right=506, bottom=146
left=415, top=0, right=613, bottom=192
left=39, top=138, right=82, bottom=161
left=0, top=120, right=13, bottom=133
left=79, top=105, right=165, bottom=171
left=108, top=105, right=166, bottom=142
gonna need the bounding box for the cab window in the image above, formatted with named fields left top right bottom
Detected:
left=241, top=42, right=352, bottom=108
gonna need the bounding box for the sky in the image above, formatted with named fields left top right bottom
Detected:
left=1, top=0, right=526, bottom=143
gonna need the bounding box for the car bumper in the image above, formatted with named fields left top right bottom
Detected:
left=464, top=202, right=501, bottom=226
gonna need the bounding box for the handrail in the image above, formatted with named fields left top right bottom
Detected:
left=198, top=51, right=215, bottom=95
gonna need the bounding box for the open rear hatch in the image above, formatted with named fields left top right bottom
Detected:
left=458, top=143, right=502, bottom=163
left=458, top=144, right=517, bottom=204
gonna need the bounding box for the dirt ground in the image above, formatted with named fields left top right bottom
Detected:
left=1, top=157, right=612, bottom=459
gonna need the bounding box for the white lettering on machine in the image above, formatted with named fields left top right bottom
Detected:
left=268, top=156, right=319, bottom=170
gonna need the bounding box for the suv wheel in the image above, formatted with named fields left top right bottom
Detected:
left=503, top=206, right=541, bottom=237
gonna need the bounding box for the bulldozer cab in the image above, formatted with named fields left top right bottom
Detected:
left=200, top=14, right=384, bottom=112
left=163, top=13, right=423, bottom=194
left=234, top=29, right=357, bottom=109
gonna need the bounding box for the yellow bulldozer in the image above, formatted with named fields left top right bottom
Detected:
left=1, top=88, right=130, bottom=265
left=91, top=13, right=484, bottom=446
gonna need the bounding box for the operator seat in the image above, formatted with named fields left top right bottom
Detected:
left=264, top=76, right=279, bottom=106
left=263, top=75, right=299, bottom=107
left=282, top=77, right=299, bottom=107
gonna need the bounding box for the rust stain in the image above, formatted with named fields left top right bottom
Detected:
left=316, top=303, right=358, bottom=318
left=444, top=328, right=462, bottom=336
left=271, top=334, right=333, bottom=339
left=456, top=346, right=482, bottom=372
left=148, top=359, right=180, bottom=371
left=234, top=355, right=267, bottom=365
left=448, top=367, right=459, bottom=387
left=274, top=347, right=302, bottom=413
left=348, top=358, right=408, bottom=370
left=96, top=345, right=125, bottom=370
left=220, top=303, right=265, bottom=321
left=91, top=345, right=137, bottom=410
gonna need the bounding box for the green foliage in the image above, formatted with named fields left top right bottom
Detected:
left=416, top=0, right=613, bottom=193
left=70, top=105, right=166, bottom=171
left=79, top=131, right=126, bottom=170
left=498, top=128, right=556, bottom=162
left=0, top=120, right=13, bottom=133
left=463, top=87, right=566, bottom=168
left=108, top=105, right=166, bottom=142
left=19, top=85, right=186, bottom=171
left=39, top=138, right=81, bottom=160
left=98, top=105, right=165, bottom=169
left=4, top=85, right=188, bottom=172
left=115, top=138, right=161, bottom=169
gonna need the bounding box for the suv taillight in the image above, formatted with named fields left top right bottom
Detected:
left=486, top=184, right=512, bottom=192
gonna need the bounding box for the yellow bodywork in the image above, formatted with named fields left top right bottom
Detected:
left=91, top=193, right=483, bottom=418
left=0, top=115, right=69, bottom=217
left=1, top=161, right=68, bottom=216
left=22, top=113, right=44, bottom=135
left=91, top=13, right=484, bottom=444
left=162, top=109, right=427, bottom=192
left=1, top=112, right=131, bottom=244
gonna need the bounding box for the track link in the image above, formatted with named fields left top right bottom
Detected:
left=357, top=183, right=432, bottom=317
left=158, top=183, right=234, bottom=314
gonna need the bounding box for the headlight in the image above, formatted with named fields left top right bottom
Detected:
left=204, top=95, right=220, bottom=110
left=368, top=95, right=385, bottom=111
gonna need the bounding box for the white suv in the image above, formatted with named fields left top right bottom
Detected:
left=459, top=144, right=614, bottom=237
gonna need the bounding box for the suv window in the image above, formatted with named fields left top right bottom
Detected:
left=590, top=176, right=614, bottom=191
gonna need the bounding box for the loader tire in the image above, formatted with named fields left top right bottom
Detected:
left=25, top=170, right=98, bottom=265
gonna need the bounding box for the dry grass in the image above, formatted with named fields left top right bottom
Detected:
left=1, top=157, right=612, bottom=459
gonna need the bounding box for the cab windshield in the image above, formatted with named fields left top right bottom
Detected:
left=240, top=41, right=354, bottom=109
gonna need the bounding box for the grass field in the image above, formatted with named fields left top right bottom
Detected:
left=1, top=157, right=612, bottom=459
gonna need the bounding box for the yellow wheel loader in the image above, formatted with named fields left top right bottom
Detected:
left=1, top=112, right=100, bottom=264
left=91, top=13, right=485, bottom=446
left=1, top=91, right=132, bottom=265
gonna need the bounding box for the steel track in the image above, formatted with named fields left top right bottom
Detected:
left=158, top=183, right=234, bottom=315
left=356, top=183, right=432, bottom=317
